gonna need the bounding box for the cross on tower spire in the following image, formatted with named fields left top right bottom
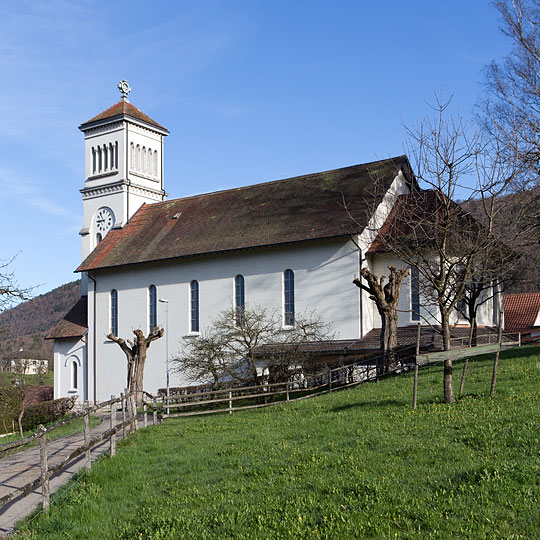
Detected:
left=117, top=80, right=131, bottom=102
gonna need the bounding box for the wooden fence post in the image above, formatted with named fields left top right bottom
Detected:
left=490, top=312, right=504, bottom=397
left=39, top=425, right=50, bottom=513
left=83, top=401, right=91, bottom=471
left=153, top=397, right=158, bottom=425
left=328, top=367, right=333, bottom=392
left=121, top=392, right=126, bottom=438
left=413, top=323, right=421, bottom=410
left=286, top=382, right=290, bottom=402
left=228, top=391, right=232, bottom=414
left=459, top=358, right=469, bottom=397
left=110, top=395, right=116, bottom=458
left=143, top=403, right=148, bottom=428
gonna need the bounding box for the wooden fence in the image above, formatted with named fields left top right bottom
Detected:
left=145, top=348, right=418, bottom=419
left=0, top=389, right=154, bottom=515
left=144, top=328, right=522, bottom=419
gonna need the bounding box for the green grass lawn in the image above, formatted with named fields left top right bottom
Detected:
left=0, top=371, right=53, bottom=388
left=15, top=346, right=540, bottom=539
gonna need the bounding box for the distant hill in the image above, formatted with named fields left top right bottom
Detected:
left=0, top=281, right=82, bottom=361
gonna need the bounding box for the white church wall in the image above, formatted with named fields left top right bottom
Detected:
left=88, top=238, right=361, bottom=401
left=355, top=170, right=411, bottom=336
left=54, top=337, right=87, bottom=402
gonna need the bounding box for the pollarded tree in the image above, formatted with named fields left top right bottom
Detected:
left=107, top=327, right=164, bottom=408
left=353, top=266, right=409, bottom=373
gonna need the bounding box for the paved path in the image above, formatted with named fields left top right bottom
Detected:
left=0, top=416, right=126, bottom=536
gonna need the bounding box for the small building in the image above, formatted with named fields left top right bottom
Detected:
left=1, top=350, right=49, bottom=375
left=503, top=292, right=540, bottom=343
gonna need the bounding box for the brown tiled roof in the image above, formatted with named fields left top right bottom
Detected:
left=254, top=326, right=501, bottom=357
left=45, top=297, right=88, bottom=340
left=80, top=100, right=168, bottom=131
left=503, top=292, right=540, bottom=332
left=367, top=190, right=480, bottom=254
left=78, top=155, right=412, bottom=272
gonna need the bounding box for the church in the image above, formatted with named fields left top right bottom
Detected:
left=47, top=82, right=499, bottom=403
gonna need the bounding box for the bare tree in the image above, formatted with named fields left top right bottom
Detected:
left=107, top=327, right=164, bottom=408
left=0, top=257, right=32, bottom=312
left=372, top=98, right=517, bottom=403
left=484, top=1, right=540, bottom=178
left=353, top=266, right=409, bottom=372
left=173, top=305, right=333, bottom=386
left=172, top=331, right=229, bottom=389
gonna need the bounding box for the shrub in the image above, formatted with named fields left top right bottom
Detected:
left=22, top=397, right=76, bottom=431
left=0, top=385, right=25, bottom=435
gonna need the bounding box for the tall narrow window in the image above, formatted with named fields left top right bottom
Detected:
left=148, top=285, right=157, bottom=330
left=114, top=141, right=118, bottom=169
left=234, top=275, right=245, bottom=323
left=96, top=232, right=102, bottom=246
left=92, top=148, right=96, bottom=174
left=103, top=144, right=108, bottom=171
left=142, top=147, right=147, bottom=173
left=98, top=146, right=102, bottom=172
left=190, top=280, right=199, bottom=332
left=411, top=266, right=420, bottom=321
left=110, top=289, right=118, bottom=336
left=72, top=361, right=78, bottom=390
left=130, top=143, right=135, bottom=169
left=153, top=151, right=158, bottom=176
left=136, top=145, right=141, bottom=170
left=283, top=269, right=295, bottom=326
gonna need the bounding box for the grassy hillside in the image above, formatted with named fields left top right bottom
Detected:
left=0, top=280, right=81, bottom=361
left=17, top=346, right=540, bottom=539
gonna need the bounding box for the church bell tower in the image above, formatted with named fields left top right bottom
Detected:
left=78, top=81, right=169, bottom=262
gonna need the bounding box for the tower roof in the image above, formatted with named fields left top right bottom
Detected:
left=79, top=100, right=168, bottom=132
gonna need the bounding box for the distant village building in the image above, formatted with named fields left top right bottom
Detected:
left=1, top=349, right=49, bottom=375
left=47, top=82, right=501, bottom=403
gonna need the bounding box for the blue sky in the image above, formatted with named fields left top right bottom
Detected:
left=0, top=0, right=510, bottom=300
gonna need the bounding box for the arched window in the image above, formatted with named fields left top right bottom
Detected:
left=92, top=148, right=96, bottom=174
left=136, top=145, right=141, bottom=171
left=103, top=144, right=108, bottom=171
left=98, top=146, right=102, bottom=172
left=190, top=280, right=199, bottom=332
left=142, top=147, right=147, bottom=173
left=130, top=143, right=135, bottom=169
left=110, top=289, right=118, bottom=336
left=109, top=143, right=115, bottom=170
left=148, top=285, right=157, bottom=330
left=234, top=275, right=245, bottom=323
left=153, top=151, right=158, bottom=176
left=72, top=361, right=78, bottom=390
left=283, top=269, right=295, bottom=326
left=114, top=141, right=118, bottom=169
left=411, top=266, right=420, bottom=321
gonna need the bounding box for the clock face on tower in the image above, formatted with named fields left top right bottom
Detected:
left=95, top=207, right=114, bottom=235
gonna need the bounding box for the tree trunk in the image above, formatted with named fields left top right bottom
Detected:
left=17, top=408, right=24, bottom=439
left=441, top=314, right=456, bottom=403
left=108, top=327, right=164, bottom=408
left=471, top=316, right=478, bottom=347
left=381, top=309, right=399, bottom=373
